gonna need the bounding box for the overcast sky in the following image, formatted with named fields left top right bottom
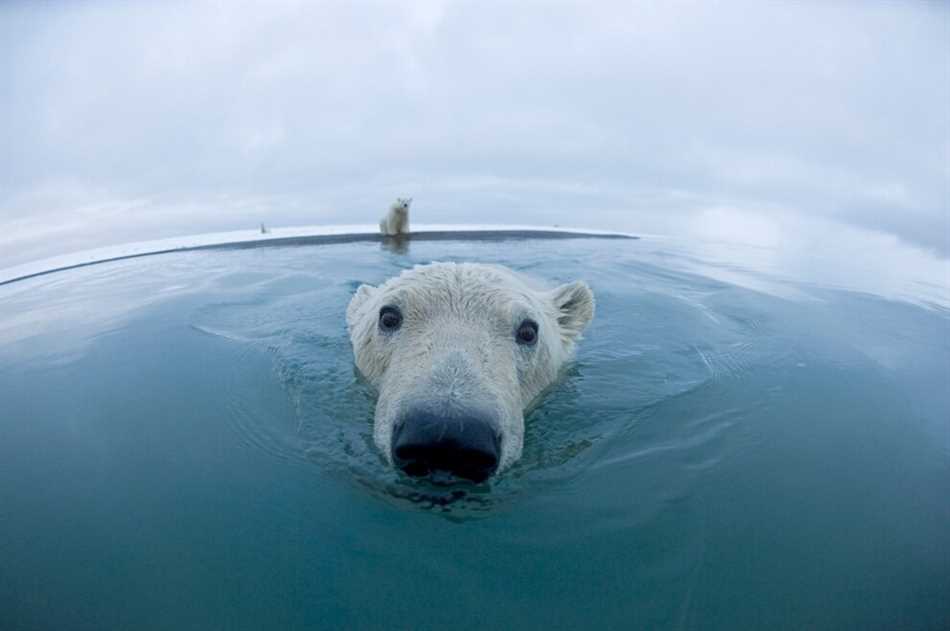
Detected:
left=1, top=0, right=947, bottom=268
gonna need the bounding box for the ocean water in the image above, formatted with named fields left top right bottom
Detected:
left=0, top=235, right=948, bottom=630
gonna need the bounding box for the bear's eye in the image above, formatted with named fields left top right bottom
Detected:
left=379, top=305, right=403, bottom=332
left=516, top=319, right=539, bottom=346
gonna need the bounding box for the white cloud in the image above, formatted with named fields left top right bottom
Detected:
left=0, top=0, right=947, bottom=267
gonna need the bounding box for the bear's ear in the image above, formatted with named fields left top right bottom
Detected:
left=346, top=283, right=378, bottom=332
left=549, top=280, right=595, bottom=344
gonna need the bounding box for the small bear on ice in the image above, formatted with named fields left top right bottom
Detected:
left=379, top=198, right=412, bottom=236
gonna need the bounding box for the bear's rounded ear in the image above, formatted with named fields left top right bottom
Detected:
left=346, top=283, right=378, bottom=332
left=549, top=280, right=595, bottom=344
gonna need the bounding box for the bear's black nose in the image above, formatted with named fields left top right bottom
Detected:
left=391, top=411, right=501, bottom=483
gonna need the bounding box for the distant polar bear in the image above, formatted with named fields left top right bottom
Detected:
left=347, top=262, right=595, bottom=482
left=379, top=198, right=412, bottom=236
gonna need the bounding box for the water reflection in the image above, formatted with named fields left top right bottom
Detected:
left=653, top=210, right=950, bottom=309
left=380, top=235, right=411, bottom=255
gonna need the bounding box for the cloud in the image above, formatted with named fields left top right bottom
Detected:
left=0, top=0, right=947, bottom=267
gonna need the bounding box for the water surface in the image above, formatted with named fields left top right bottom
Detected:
left=0, top=235, right=947, bottom=630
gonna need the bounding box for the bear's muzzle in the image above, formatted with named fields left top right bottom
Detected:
left=391, top=409, right=501, bottom=483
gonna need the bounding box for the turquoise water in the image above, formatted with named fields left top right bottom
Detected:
left=1, top=236, right=948, bottom=630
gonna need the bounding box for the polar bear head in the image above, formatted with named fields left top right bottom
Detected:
left=346, top=262, right=594, bottom=483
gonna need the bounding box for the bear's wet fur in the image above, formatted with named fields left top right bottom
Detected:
left=347, top=262, right=594, bottom=478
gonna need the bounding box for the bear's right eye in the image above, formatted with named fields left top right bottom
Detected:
left=378, top=305, right=403, bottom=332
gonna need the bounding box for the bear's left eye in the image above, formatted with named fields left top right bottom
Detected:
left=379, top=305, right=403, bottom=332
left=516, top=319, right=539, bottom=346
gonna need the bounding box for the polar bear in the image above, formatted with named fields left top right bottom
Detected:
left=347, top=262, right=594, bottom=483
left=379, top=198, right=412, bottom=236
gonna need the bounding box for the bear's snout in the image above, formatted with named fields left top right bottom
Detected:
left=391, top=409, right=501, bottom=483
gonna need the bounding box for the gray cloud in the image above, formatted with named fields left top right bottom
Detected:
left=1, top=0, right=947, bottom=267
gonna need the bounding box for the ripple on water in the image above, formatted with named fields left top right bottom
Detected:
left=184, top=242, right=795, bottom=518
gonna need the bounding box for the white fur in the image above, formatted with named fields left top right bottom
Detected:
left=379, top=198, right=412, bottom=236
left=346, top=262, right=594, bottom=473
